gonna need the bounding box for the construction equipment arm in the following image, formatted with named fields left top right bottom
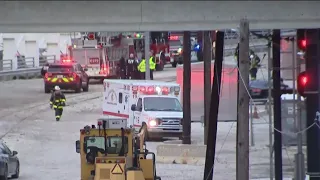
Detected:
left=137, top=123, right=148, bottom=159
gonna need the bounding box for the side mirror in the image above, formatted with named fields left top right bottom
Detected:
left=83, top=68, right=88, bottom=71
left=76, top=140, right=80, bottom=153
left=131, top=104, right=137, bottom=111
left=12, top=151, right=18, bottom=156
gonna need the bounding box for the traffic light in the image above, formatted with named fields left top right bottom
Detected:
left=297, top=71, right=309, bottom=97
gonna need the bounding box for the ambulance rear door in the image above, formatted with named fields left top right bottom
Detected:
left=103, top=81, right=127, bottom=119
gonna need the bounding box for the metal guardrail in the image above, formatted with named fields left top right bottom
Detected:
left=0, top=67, right=41, bottom=77
left=2, top=59, right=13, bottom=71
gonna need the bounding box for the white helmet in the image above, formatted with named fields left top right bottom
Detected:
left=54, top=86, right=60, bottom=91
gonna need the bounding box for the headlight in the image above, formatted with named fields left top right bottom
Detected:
left=148, top=120, right=157, bottom=127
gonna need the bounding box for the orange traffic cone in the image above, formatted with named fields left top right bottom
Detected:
left=253, top=106, right=259, bottom=119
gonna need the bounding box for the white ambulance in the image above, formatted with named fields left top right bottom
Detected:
left=102, top=79, right=183, bottom=140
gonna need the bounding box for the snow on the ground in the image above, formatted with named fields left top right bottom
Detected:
left=0, top=52, right=297, bottom=180
left=1, top=92, right=295, bottom=180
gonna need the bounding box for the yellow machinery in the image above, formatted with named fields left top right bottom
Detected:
left=75, top=119, right=161, bottom=180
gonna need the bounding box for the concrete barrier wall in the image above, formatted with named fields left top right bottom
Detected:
left=176, top=56, right=238, bottom=122
left=156, top=144, right=206, bottom=165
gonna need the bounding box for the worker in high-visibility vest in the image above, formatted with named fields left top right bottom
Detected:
left=138, top=55, right=156, bottom=80
left=249, top=51, right=261, bottom=80
left=149, top=56, right=156, bottom=80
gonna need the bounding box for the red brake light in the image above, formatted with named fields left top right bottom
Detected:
left=80, top=130, right=85, bottom=135
left=96, top=159, right=101, bottom=163
left=100, top=64, right=109, bottom=75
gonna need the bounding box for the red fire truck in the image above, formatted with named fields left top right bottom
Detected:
left=67, top=33, right=131, bottom=81
left=124, top=32, right=170, bottom=71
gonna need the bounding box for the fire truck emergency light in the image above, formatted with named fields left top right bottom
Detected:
left=169, top=36, right=179, bottom=40
left=62, top=59, right=73, bottom=63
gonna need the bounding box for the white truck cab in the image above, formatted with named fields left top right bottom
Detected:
left=102, top=79, right=183, bottom=139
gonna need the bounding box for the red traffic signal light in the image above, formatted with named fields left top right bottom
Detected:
left=297, top=29, right=306, bottom=50
left=297, top=71, right=308, bottom=97
left=298, top=39, right=307, bottom=50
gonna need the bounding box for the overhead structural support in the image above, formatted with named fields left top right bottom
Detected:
left=236, top=19, right=250, bottom=180
left=203, top=30, right=212, bottom=145
left=144, top=31, right=151, bottom=80
left=272, top=29, right=283, bottom=180
left=182, top=31, right=191, bottom=145
left=305, top=29, right=320, bottom=179
left=203, top=30, right=224, bottom=180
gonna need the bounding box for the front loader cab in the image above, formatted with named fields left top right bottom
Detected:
left=76, top=119, right=161, bottom=180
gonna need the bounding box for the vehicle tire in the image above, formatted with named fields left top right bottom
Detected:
left=82, top=80, right=89, bottom=92
left=171, top=62, right=177, bottom=68
left=44, top=85, right=50, bottom=94
left=75, top=81, right=82, bottom=93
left=11, top=161, right=19, bottom=179
left=0, top=164, right=8, bottom=180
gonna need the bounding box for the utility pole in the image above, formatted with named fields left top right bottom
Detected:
left=272, top=29, right=283, bottom=180
left=305, top=29, right=320, bottom=179
left=295, top=29, right=305, bottom=180
left=236, top=19, right=250, bottom=180
left=203, top=31, right=212, bottom=145
left=144, top=31, right=150, bottom=80
left=182, top=31, right=191, bottom=144
left=203, top=30, right=224, bottom=180
left=267, top=30, right=274, bottom=180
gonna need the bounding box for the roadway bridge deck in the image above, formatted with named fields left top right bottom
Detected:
left=0, top=1, right=320, bottom=32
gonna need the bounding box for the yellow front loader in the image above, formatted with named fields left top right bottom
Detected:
left=75, top=119, right=161, bottom=180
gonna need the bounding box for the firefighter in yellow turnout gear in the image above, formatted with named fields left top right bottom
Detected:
left=50, top=86, right=66, bottom=121
left=137, top=55, right=156, bottom=80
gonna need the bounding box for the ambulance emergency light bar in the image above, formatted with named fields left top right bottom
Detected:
left=131, top=85, right=180, bottom=95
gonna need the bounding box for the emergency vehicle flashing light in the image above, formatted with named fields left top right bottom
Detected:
left=44, top=72, right=52, bottom=79
left=169, top=36, right=179, bottom=40
left=134, top=33, right=143, bottom=38
left=131, top=85, right=178, bottom=95
left=62, top=59, right=72, bottom=63
left=88, top=33, right=95, bottom=40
